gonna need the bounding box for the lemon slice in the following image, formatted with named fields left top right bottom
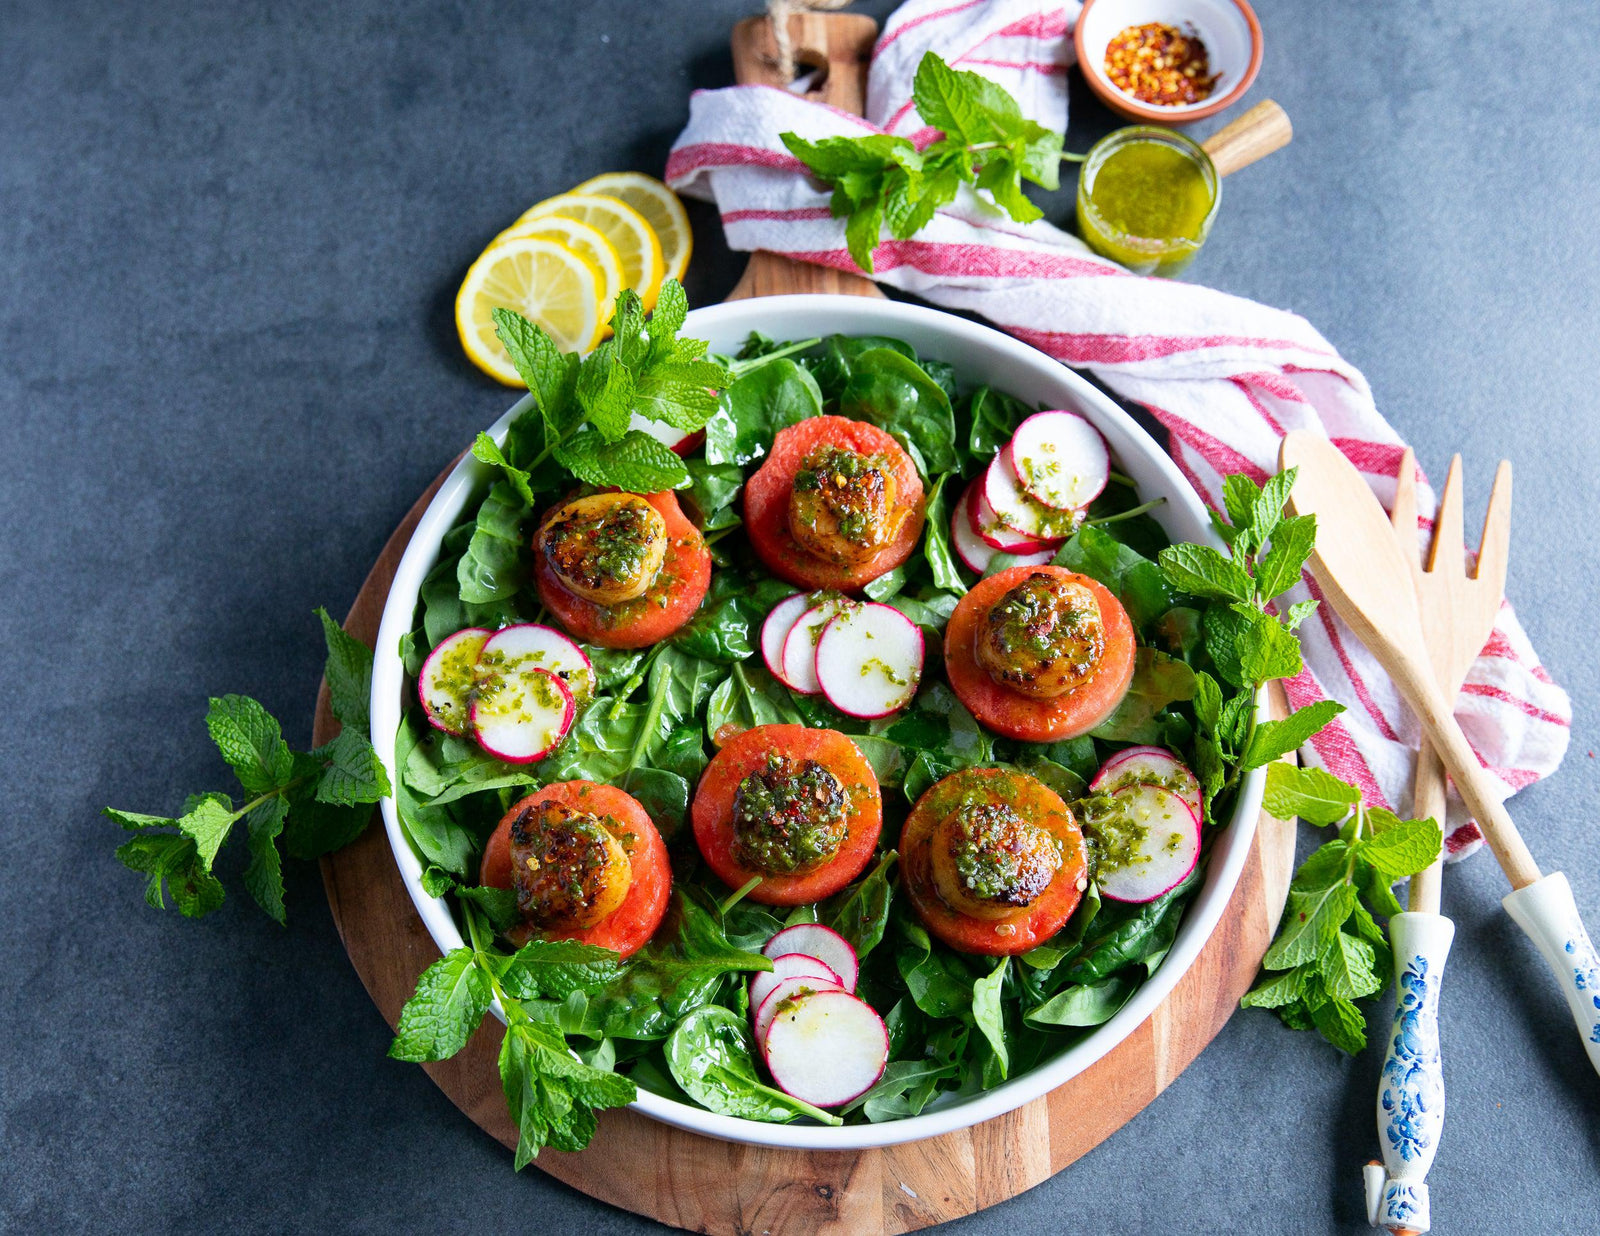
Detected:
left=517, top=192, right=664, bottom=312
left=456, top=237, right=605, bottom=385
left=571, top=172, right=693, bottom=283
left=496, top=214, right=624, bottom=328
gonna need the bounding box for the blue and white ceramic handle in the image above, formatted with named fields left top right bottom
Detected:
left=1366, top=912, right=1454, bottom=1235
left=1502, top=871, right=1600, bottom=1076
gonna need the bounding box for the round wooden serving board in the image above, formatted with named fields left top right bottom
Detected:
left=312, top=14, right=1297, bottom=1231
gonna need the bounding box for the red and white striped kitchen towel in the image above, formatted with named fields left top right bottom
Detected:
left=667, top=0, right=1571, bottom=858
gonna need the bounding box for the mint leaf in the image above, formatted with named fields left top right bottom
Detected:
left=781, top=131, right=918, bottom=180
left=574, top=342, right=636, bottom=442
left=1356, top=862, right=1405, bottom=917
left=313, top=727, right=390, bottom=806
left=1255, top=514, right=1316, bottom=601
left=1241, top=699, right=1344, bottom=769
left=1263, top=883, right=1357, bottom=969
left=912, top=52, right=996, bottom=144
left=1251, top=466, right=1298, bottom=548
left=115, top=832, right=226, bottom=917
left=177, top=792, right=239, bottom=870
left=471, top=432, right=535, bottom=506
left=1290, top=840, right=1352, bottom=892
left=317, top=608, right=373, bottom=731
left=500, top=940, right=624, bottom=1000
left=388, top=948, right=492, bottom=1063
left=1241, top=965, right=1305, bottom=1009
left=647, top=279, right=688, bottom=352
left=633, top=355, right=726, bottom=432
left=205, top=695, right=294, bottom=796
left=554, top=427, right=689, bottom=492
left=1158, top=543, right=1254, bottom=602
left=456, top=884, right=520, bottom=934
left=1263, top=762, right=1360, bottom=825
left=243, top=798, right=288, bottom=924
left=1222, top=474, right=1260, bottom=533
left=844, top=195, right=885, bottom=274
left=1309, top=993, right=1367, bottom=1054
left=104, top=808, right=178, bottom=831
left=1236, top=605, right=1303, bottom=683
left=283, top=791, right=372, bottom=860
left=1283, top=599, right=1318, bottom=630
left=1359, top=817, right=1443, bottom=879
left=1323, top=931, right=1382, bottom=1001
left=493, top=308, right=580, bottom=434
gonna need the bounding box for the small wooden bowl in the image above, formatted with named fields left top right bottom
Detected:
left=1074, top=0, right=1263, bottom=125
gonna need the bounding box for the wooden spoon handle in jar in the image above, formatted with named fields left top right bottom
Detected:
left=1202, top=99, right=1293, bottom=177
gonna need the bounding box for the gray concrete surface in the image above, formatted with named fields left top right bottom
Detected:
left=2, top=0, right=1596, bottom=1231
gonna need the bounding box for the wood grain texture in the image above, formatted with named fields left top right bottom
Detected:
left=310, top=15, right=1298, bottom=1230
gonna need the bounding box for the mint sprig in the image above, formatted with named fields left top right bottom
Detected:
left=1244, top=768, right=1441, bottom=1053
left=490, top=278, right=730, bottom=495
left=105, top=609, right=390, bottom=924
left=780, top=53, right=1065, bottom=272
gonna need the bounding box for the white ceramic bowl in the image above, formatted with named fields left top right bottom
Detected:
left=369, top=295, right=1266, bottom=1150
left=1075, top=0, right=1263, bottom=125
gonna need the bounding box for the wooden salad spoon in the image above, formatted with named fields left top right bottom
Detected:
left=1356, top=452, right=1510, bottom=1236
left=1277, top=434, right=1599, bottom=1090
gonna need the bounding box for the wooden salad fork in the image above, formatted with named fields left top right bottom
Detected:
left=1277, top=431, right=1600, bottom=1234
left=1358, top=453, right=1509, bottom=1236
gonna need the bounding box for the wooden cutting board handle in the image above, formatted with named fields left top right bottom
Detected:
left=725, top=13, right=886, bottom=300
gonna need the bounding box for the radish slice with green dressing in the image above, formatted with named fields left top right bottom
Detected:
left=814, top=601, right=923, bottom=718
left=417, top=627, right=491, bottom=737
left=749, top=954, right=843, bottom=1023
left=762, top=989, right=889, bottom=1108
left=970, top=479, right=1059, bottom=554
left=952, top=483, right=1054, bottom=575
left=476, top=622, right=595, bottom=708
left=1010, top=411, right=1110, bottom=511
left=762, top=923, right=858, bottom=991
left=468, top=665, right=574, bottom=764
left=1091, top=745, right=1203, bottom=822
left=984, top=446, right=1086, bottom=541
left=780, top=595, right=853, bottom=696
left=761, top=593, right=813, bottom=689
left=753, top=974, right=842, bottom=1049
left=1091, top=784, right=1201, bottom=904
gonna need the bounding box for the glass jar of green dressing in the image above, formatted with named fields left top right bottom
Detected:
left=1076, top=126, right=1220, bottom=277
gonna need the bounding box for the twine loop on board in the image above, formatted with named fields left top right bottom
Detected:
left=765, top=0, right=854, bottom=83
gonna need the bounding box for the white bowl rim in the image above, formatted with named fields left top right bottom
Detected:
left=369, top=294, right=1266, bottom=1151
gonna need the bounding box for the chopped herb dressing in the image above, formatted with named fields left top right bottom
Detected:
left=731, top=753, right=849, bottom=875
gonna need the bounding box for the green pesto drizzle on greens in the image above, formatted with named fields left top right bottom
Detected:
left=104, top=288, right=1443, bottom=1165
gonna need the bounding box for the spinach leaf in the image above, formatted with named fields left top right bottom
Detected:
left=704, top=359, right=823, bottom=466
left=837, top=348, right=959, bottom=475
left=804, top=334, right=916, bottom=402
left=665, top=1006, right=841, bottom=1124
left=577, top=889, right=772, bottom=1040
left=971, top=957, right=1010, bottom=1079
left=895, top=913, right=975, bottom=1019
left=962, top=385, right=1033, bottom=466
left=706, top=662, right=804, bottom=743
left=823, top=851, right=898, bottom=960
left=1054, top=523, right=1175, bottom=630
left=1062, top=868, right=1199, bottom=985
left=393, top=717, right=479, bottom=876
left=920, top=474, right=967, bottom=594
left=682, top=459, right=744, bottom=532
left=1023, top=975, right=1134, bottom=1028
left=457, top=479, right=530, bottom=605
left=1088, top=648, right=1197, bottom=743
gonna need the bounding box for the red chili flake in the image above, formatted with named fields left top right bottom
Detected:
left=1104, top=22, right=1220, bottom=107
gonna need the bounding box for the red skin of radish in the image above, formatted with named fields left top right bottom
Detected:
left=952, top=483, right=1054, bottom=574
left=969, top=477, right=1058, bottom=554
left=761, top=922, right=859, bottom=991
left=1010, top=411, right=1110, bottom=511
left=1094, top=786, right=1200, bottom=904
left=814, top=603, right=923, bottom=720
left=417, top=627, right=491, bottom=737
left=1090, top=745, right=1203, bottom=821
left=761, top=989, right=889, bottom=1107
left=760, top=593, right=811, bottom=688
left=468, top=667, right=574, bottom=763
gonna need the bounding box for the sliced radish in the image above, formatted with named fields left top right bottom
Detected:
left=1010, top=411, right=1110, bottom=511
left=468, top=666, right=574, bottom=764
left=761, top=593, right=813, bottom=688
left=754, top=974, right=843, bottom=1049
left=762, top=923, right=858, bottom=992
left=749, top=954, right=844, bottom=1022
left=984, top=446, right=1086, bottom=542
left=763, top=990, right=889, bottom=1108
left=952, top=483, right=1054, bottom=575
left=417, top=628, right=491, bottom=737
left=814, top=601, right=923, bottom=718
left=1091, top=745, right=1203, bottom=822
left=476, top=623, right=595, bottom=707
left=1091, top=784, right=1201, bottom=904
left=781, top=596, right=854, bottom=696
left=970, top=479, right=1059, bottom=554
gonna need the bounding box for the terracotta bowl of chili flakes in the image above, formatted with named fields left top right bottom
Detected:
left=1074, top=0, right=1262, bottom=125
